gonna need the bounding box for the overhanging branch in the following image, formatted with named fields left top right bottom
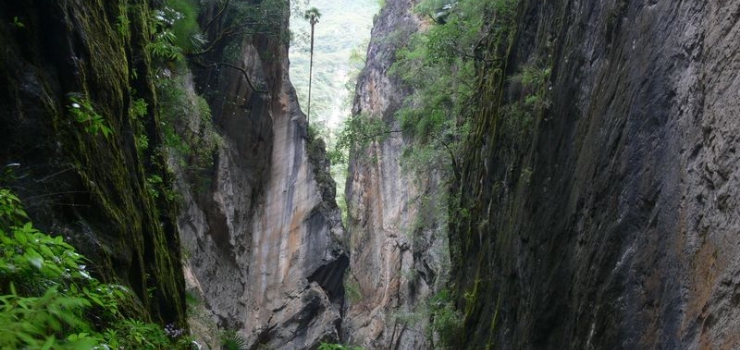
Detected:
left=192, top=61, right=269, bottom=94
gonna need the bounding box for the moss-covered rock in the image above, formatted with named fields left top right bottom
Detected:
left=0, top=0, right=186, bottom=328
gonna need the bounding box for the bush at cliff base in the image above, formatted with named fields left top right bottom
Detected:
left=0, top=188, right=191, bottom=349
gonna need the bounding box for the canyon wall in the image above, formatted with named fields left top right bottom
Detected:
left=453, top=1, right=740, bottom=349
left=0, top=0, right=350, bottom=347
left=178, top=2, right=349, bottom=349
left=0, top=0, right=186, bottom=327
left=343, top=0, right=451, bottom=348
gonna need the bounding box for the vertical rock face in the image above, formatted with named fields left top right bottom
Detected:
left=344, top=0, right=449, bottom=348
left=179, top=4, right=348, bottom=349
left=453, top=1, right=740, bottom=349
left=0, top=0, right=186, bottom=327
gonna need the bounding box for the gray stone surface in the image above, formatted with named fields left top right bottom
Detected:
left=343, top=0, right=449, bottom=348
left=177, top=10, right=348, bottom=350
left=453, top=1, right=740, bottom=349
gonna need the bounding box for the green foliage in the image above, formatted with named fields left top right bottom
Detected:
left=147, top=0, right=203, bottom=62
left=0, top=189, right=28, bottom=230
left=146, top=174, right=165, bottom=199
left=521, top=64, right=552, bottom=110
left=392, top=288, right=462, bottom=349
left=68, top=96, right=113, bottom=139
left=148, top=24, right=185, bottom=62
left=164, top=0, right=203, bottom=52
left=155, top=74, right=221, bottom=190
left=334, top=112, right=391, bottom=163
left=116, top=3, right=131, bottom=38
left=108, top=319, right=173, bottom=349
left=304, top=7, right=322, bottom=24
left=221, top=330, right=248, bottom=350
left=130, top=97, right=151, bottom=153
left=0, top=188, right=189, bottom=349
left=380, top=1, right=523, bottom=347
left=386, top=0, right=526, bottom=178
left=228, top=0, right=287, bottom=36
left=195, top=0, right=289, bottom=60
left=498, top=63, right=550, bottom=149
left=12, top=16, right=25, bottom=28
left=0, top=222, right=87, bottom=296
left=429, top=289, right=462, bottom=348
left=318, top=342, right=364, bottom=350
left=130, top=97, right=149, bottom=120
left=343, top=274, right=362, bottom=304
left=0, top=286, right=97, bottom=349
left=389, top=0, right=503, bottom=178
left=306, top=125, right=337, bottom=192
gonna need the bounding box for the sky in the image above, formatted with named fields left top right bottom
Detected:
left=289, top=0, right=380, bottom=131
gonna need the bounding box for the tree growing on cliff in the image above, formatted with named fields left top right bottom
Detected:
left=304, top=7, right=322, bottom=125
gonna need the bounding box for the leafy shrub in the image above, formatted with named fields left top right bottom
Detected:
left=155, top=74, right=221, bottom=191
left=0, top=188, right=27, bottom=229
left=318, top=342, right=364, bottom=350
left=148, top=0, right=204, bottom=63
left=163, top=0, right=203, bottom=53
left=130, top=97, right=151, bottom=153
left=0, top=188, right=189, bottom=349
left=68, top=95, right=113, bottom=139
left=429, top=289, right=462, bottom=348
left=0, top=286, right=97, bottom=349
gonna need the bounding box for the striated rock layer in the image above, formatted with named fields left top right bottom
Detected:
left=344, top=0, right=450, bottom=348
left=178, top=3, right=348, bottom=349
left=453, top=1, right=740, bottom=349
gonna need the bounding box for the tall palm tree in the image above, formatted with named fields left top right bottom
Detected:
left=303, top=7, right=321, bottom=126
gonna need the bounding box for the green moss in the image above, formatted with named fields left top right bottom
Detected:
left=343, top=274, right=362, bottom=304
left=484, top=294, right=501, bottom=350
left=443, top=1, right=525, bottom=348
left=306, top=125, right=339, bottom=205
left=7, top=0, right=188, bottom=329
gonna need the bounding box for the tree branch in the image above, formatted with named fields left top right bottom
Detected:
left=202, top=0, right=231, bottom=33
left=187, top=25, right=278, bottom=58
left=215, top=62, right=269, bottom=94
left=191, top=61, right=269, bottom=94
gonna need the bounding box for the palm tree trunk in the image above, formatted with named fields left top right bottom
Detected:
left=307, top=24, right=315, bottom=126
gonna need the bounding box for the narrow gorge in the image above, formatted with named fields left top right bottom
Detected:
left=1, top=0, right=739, bottom=350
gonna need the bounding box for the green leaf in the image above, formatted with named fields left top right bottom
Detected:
left=38, top=244, right=54, bottom=259
left=14, top=229, right=27, bottom=244
left=25, top=254, right=43, bottom=270
left=41, top=263, right=63, bottom=277
left=41, top=335, right=55, bottom=350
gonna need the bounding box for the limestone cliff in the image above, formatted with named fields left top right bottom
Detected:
left=177, top=2, right=348, bottom=349
left=0, top=0, right=186, bottom=327
left=343, top=0, right=450, bottom=348
left=452, top=1, right=740, bottom=349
